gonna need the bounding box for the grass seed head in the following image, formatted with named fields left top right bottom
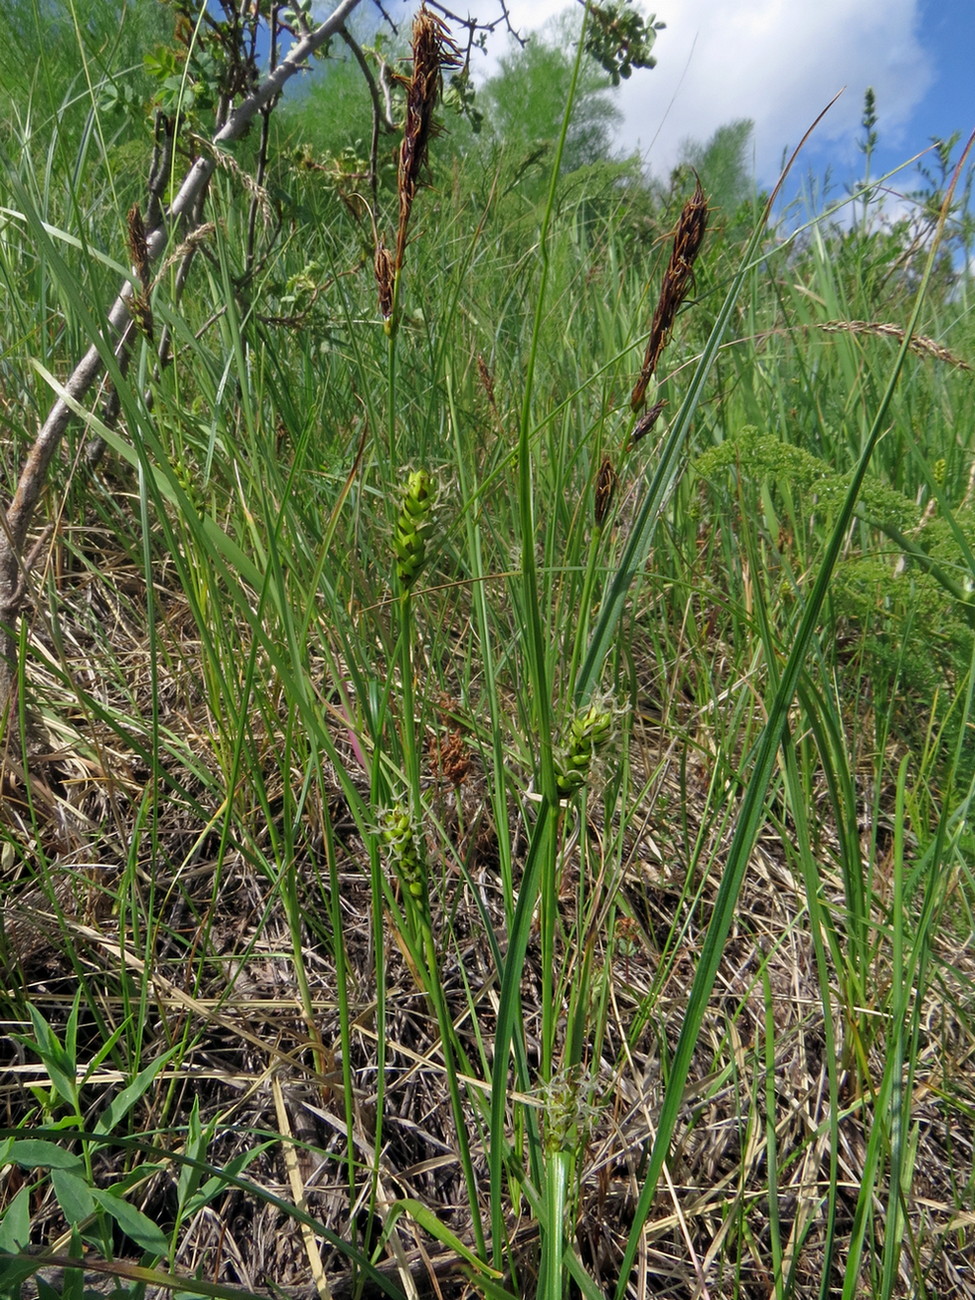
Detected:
left=594, top=456, right=618, bottom=527
left=381, top=802, right=427, bottom=901
left=393, top=468, right=437, bottom=588
left=395, top=6, right=461, bottom=272
left=818, top=318, right=972, bottom=370
left=631, top=177, right=708, bottom=411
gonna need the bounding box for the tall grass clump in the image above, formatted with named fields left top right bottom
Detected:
left=0, top=4, right=973, bottom=1299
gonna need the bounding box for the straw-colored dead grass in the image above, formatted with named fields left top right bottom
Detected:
left=3, top=544, right=975, bottom=1300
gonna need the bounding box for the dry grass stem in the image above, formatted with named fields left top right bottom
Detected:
left=4, top=570, right=972, bottom=1297
left=818, top=318, right=972, bottom=369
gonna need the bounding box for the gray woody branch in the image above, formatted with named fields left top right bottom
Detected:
left=0, top=0, right=364, bottom=578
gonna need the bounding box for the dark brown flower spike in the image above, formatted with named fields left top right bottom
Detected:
left=374, top=238, right=395, bottom=320
left=629, top=399, right=667, bottom=447
left=126, top=203, right=154, bottom=340
left=594, top=457, right=618, bottom=527
left=126, top=204, right=152, bottom=290
left=477, top=353, right=497, bottom=410
left=631, top=178, right=708, bottom=411
left=395, top=6, right=460, bottom=274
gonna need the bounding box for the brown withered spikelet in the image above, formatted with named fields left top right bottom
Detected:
left=126, top=204, right=154, bottom=340
left=629, top=398, right=667, bottom=447
left=477, top=353, right=497, bottom=409
left=631, top=178, right=708, bottom=411
left=126, top=204, right=151, bottom=290
left=395, top=6, right=460, bottom=273
left=374, top=238, right=395, bottom=320
left=594, top=457, right=618, bottom=527
left=428, top=728, right=472, bottom=788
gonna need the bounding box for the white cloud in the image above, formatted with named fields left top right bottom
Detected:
left=459, top=0, right=934, bottom=184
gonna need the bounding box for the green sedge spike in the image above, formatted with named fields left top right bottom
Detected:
left=381, top=802, right=428, bottom=902
left=555, top=701, right=615, bottom=797
left=393, top=469, right=436, bottom=588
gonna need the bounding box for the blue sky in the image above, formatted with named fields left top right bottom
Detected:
left=904, top=0, right=974, bottom=173
left=306, top=0, right=972, bottom=219
left=444, top=0, right=973, bottom=214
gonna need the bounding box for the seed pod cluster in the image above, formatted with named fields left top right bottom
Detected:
left=381, top=802, right=427, bottom=903
left=393, top=469, right=436, bottom=588
left=555, top=701, right=615, bottom=797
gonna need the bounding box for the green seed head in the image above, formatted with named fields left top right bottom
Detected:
left=555, top=700, right=616, bottom=797
left=540, top=1065, right=599, bottom=1155
left=381, top=802, right=428, bottom=901
left=394, top=469, right=437, bottom=588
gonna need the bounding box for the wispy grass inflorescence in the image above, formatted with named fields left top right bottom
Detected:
left=630, top=177, right=708, bottom=410
left=818, top=318, right=972, bottom=369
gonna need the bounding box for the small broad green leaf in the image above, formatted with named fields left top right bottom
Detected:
left=5, top=1140, right=84, bottom=1170
left=51, top=1167, right=96, bottom=1223
left=84, top=1021, right=128, bottom=1082
left=64, top=997, right=80, bottom=1079
left=41, top=1115, right=85, bottom=1134
left=94, top=1048, right=179, bottom=1137
left=188, top=1142, right=274, bottom=1214
left=468, top=1273, right=520, bottom=1300
left=107, top=1163, right=167, bottom=1194
left=0, top=1251, right=41, bottom=1292
left=93, top=1189, right=169, bottom=1256
left=177, top=1096, right=205, bottom=1210
left=0, top=1185, right=31, bottom=1252
left=36, top=1273, right=66, bottom=1300
left=25, top=1005, right=78, bottom=1111
left=56, top=1232, right=87, bottom=1300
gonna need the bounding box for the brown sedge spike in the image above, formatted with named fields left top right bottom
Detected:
left=631, top=178, right=708, bottom=411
